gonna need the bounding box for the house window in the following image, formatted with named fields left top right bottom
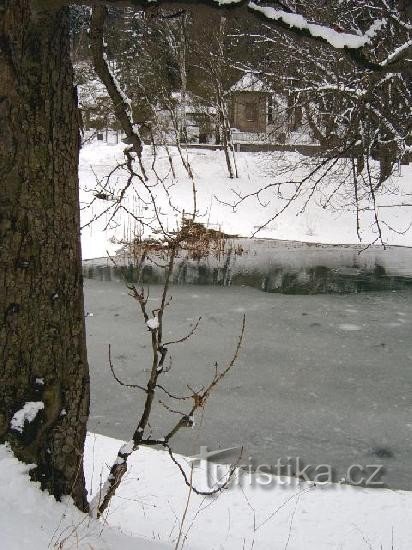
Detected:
left=245, top=102, right=258, bottom=122
left=268, top=96, right=274, bottom=124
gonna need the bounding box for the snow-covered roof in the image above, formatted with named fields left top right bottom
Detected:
left=230, top=73, right=272, bottom=93
left=169, top=91, right=216, bottom=115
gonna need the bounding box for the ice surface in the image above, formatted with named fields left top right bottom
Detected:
left=338, top=323, right=362, bottom=331
left=84, top=279, right=412, bottom=490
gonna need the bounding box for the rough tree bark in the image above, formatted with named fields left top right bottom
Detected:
left=0, top=0, right=89, bottom=510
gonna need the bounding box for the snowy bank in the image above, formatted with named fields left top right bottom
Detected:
left=0, top=442, right=168, bottom=550
left=2, top=433, right=412, bottom=549
left=79, top=143, right=412, bottom=260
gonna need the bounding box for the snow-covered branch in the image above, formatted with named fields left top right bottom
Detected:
left=248, top=2, right=386, bottom=50
left=89, top=5, right=146, bottom=177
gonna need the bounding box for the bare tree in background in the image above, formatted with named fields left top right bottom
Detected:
left=217, top=0, right=411, bottom=244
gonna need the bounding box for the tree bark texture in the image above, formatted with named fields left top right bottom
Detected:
left=0, top=0, right=89, bottom=511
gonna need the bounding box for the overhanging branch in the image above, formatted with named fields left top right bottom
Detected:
left=89, top=5, right=146, bottom=168
left=82, top=0, right=411, bottom=75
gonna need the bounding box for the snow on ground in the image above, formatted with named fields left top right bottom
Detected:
left=2, top=433, right=412, bottom=549
left=87, top=433, right=412, bottom=549
left=0, top=442, right=168, bottom=550
left=79, top=142, right=412, bottom=259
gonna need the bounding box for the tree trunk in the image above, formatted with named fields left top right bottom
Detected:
left=0, top=0, right=89, bottom=511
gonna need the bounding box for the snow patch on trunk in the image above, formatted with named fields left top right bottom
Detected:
left=10, top=402, right=45, bottom=433
left=147, top=316, right=159, bottom=330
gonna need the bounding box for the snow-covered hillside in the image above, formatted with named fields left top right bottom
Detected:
left=79, top=142, right=412, bottom=259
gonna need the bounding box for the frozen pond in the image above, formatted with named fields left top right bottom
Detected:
left=84, top=279, right=412, bottom=490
